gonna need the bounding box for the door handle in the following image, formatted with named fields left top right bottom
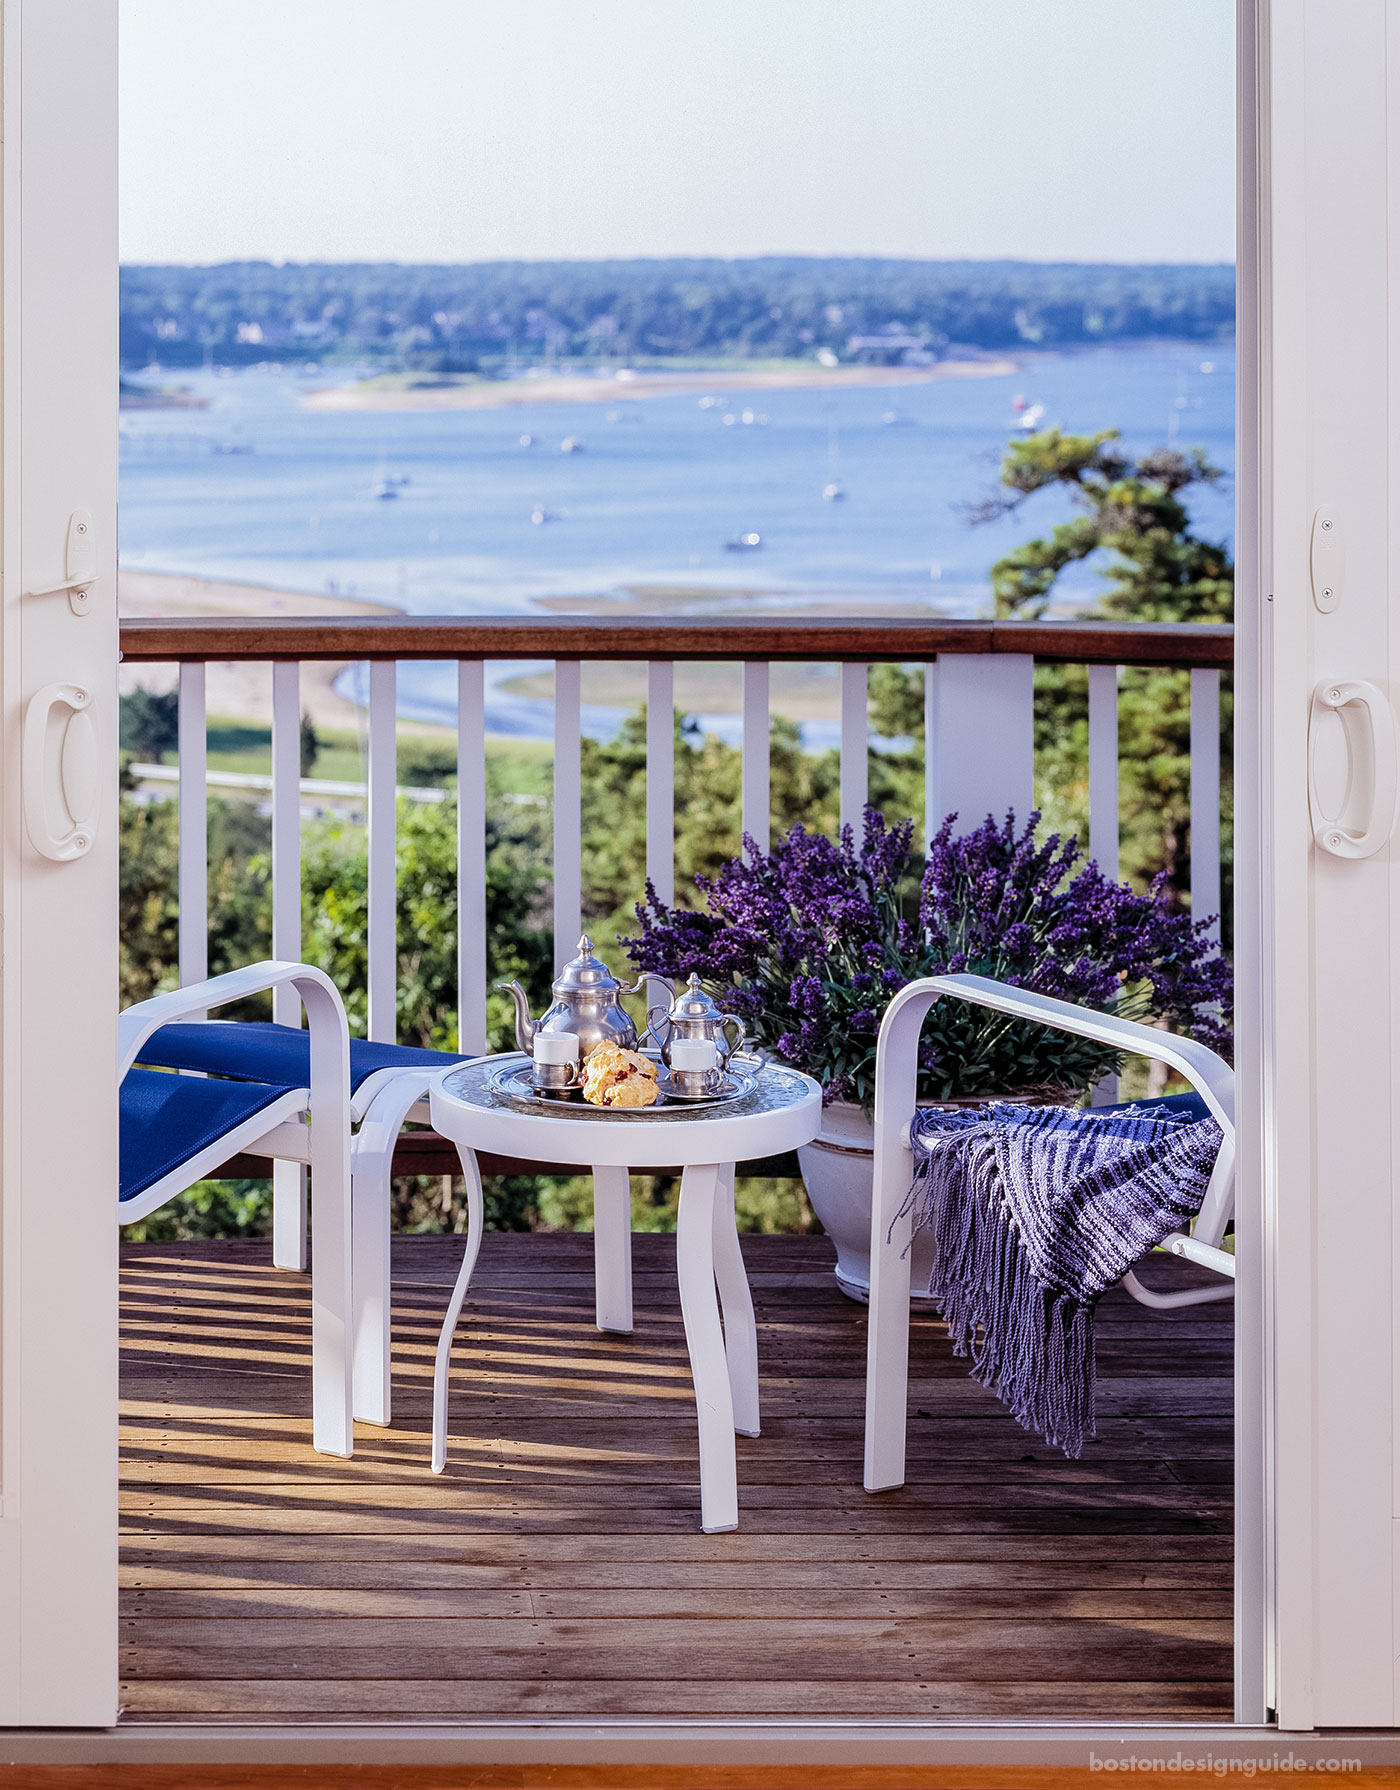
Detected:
left=25, top=510, right=96, bottom=614
left=23, top=682, right=99, bottom=861
left=1308, top=678, right=1398, bottom=859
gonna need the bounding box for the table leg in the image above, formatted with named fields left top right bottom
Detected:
left=676, top=1161, right=739, bottom=1533
left=592, top=1164, right=634, bottom=1333
left=712, top=1163, right=760, bottom=1437
left=431, top=1144, right=485, bottom=1475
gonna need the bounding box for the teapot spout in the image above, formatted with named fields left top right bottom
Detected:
left=496, top=981, right=536, bottom=1053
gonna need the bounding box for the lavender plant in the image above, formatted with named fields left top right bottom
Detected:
left=626, top=807, right=1232, bottom=1109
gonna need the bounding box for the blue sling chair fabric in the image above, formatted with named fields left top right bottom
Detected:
left=135, top=1019, right=469, bottom=1098
left=1098, top=1090, right=1210, bottom=1124
left=119, top=1065, right=290, bottom=1203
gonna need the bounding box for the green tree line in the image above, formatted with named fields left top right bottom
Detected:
left=121, top=257, right=1234, bottom=372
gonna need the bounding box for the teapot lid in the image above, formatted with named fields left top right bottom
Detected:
left=669, top=972, right=725, bottom=1021
left=553, top=935, right=624, bottom=997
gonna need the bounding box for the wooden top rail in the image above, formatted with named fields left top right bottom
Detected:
left=118, top=613, right=1233, bottom=669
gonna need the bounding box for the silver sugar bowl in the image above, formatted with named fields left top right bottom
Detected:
left=645, top=973, right=747, bottom=1073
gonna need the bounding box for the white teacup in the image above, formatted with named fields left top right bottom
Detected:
left=669, top=1036, right=721, bottom=1096
left=532, top=1030, right=580, bottom=1091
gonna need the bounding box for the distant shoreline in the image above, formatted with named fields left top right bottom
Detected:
left=118, top=568, right=412, bottom=732
left=303, top=357, right=1019, bottom=414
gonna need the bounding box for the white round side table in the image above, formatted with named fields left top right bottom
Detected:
left=427, top=1054, right=821, bottom=1533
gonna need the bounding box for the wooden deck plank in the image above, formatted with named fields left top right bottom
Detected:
left=116, top=1677, right=1233, bottom=1720
left=118, top=1234, right=1234, bottom=1724
left=122, top=1586, right=1233, bottom=1620
left=119, top=1530, right=1234, bottom=1564
left=121, top=1560, right=1234, bottom=1591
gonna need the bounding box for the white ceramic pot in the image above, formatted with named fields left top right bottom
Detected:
left=796, top=1099, right=937, bottom=1304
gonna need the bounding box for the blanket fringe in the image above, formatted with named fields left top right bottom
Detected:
left=918, top=1133, right=1095, bottom=1457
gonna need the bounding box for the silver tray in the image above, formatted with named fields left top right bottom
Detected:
left=486, top=1052, right=763, bottom=1120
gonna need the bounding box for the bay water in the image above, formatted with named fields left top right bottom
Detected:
left=118, top=341, right=1234, bottom=744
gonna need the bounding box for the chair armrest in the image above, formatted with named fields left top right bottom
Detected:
left=873, top=973, right=1236, bottom=1250
left=119, top=960, right=348, bottom=1084
left=914, top=972, right=1235, bottom=1136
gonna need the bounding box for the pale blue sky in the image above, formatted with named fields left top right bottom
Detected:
left=120, top=0, right=1236, bottom=265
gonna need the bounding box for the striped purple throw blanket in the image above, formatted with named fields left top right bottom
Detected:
left=902, top=1102, right=1223, bottom=1457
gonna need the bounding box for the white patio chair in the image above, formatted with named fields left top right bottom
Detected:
left=119, top=961, right=354, bottom=1458
left=129, top=1017, right=472, bottom=1428
left=863, top=971, right=1236, bottom=1494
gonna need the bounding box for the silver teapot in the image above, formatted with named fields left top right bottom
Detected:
left=499, top=934, right=646, bottom=1058
left=645, top=973, right=747, bottom=1071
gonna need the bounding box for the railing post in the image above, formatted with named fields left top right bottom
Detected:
left=840, top=662, right=868, bottom=838
left=926, top=655, right=1034, bottom=835
left=457, top=660, right=487, bottom=1055
left=1190, top=667, right=1222, bottom=942
left=741, top=661, right=770, bottom=857
left=177, top=661, right=207, bottom=995
left=367, top=660, right=397, bottom=1043
left=553, top=660, right=582, bottom=972
left=271, top=660, right=307, bottom=1268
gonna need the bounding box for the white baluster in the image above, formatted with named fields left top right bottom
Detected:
left=457, top=661, right=488, bottom=1055
left=1087, top=663, right=1121, bottom=881
left=647, top=661, right=674, bottom=907
left=924, top=661, right=939, bottom=849
left=553, top=659, right=582, bottom=973
left=1190, top=667, right=1222, bottom=943
left=1087, top=663, right=1122, bottom=1107
left=271, top=661, right=303, bottom=1009
left=367, top=659, right=397, bottom=1043
left=177, top=661, right=207, bottom=996
left=840, top=661, right=868, bottom=839
left=741, top=660, right=770, bottom=857
left=647, top=661, right=675, bottom=1016
left=271, top=661, right=307, bottom=1268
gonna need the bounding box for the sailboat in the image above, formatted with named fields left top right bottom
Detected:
left=823, top=412, right=846, bottom=501
left=369, top=455, right=401, bottom=499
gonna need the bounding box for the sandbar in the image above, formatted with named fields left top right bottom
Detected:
left=118, top=569, right=413, bottom=731
left=304, top=358, right=1018, bottom=414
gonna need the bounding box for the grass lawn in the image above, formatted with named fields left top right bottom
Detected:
left=196, top=717, right=554, bottom=797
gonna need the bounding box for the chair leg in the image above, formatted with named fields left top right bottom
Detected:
left=351, top=1152, right=392, bottom=1426
left=592, top=1164, right=634, bottom=1334
left=711, top=1164, right=760, bottom=1437
left=308, top=1162, right=354, bottom=1460
left=864, top=1142, right=915, bottom=1494
left=1122, top=1267, right=1235, bottom=1310
left=432, top=1146, right=485, bottom=1474
left=349, top=1072, right=437, bottom=1427
left=272, top=1160, right=307, bottom=1271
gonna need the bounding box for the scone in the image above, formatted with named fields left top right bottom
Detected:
left=581, top=1041, right=660, bottom=1108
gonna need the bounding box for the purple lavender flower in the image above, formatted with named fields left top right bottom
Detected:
left=624, top=805, right=1233, bottom=1109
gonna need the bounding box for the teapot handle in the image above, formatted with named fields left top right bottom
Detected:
left=643, top=1004, right=673, bottom=1054
left=717, top=1013, right=746, bottom=1065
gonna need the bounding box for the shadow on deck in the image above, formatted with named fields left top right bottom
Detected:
left=118, top=1232, right=1233, bottom=1724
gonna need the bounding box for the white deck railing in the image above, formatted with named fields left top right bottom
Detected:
left=120, top=614, right=1231, bottom=1059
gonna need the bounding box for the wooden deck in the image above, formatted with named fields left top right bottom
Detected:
left=119, top=1233, right=1233, bottom=1725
